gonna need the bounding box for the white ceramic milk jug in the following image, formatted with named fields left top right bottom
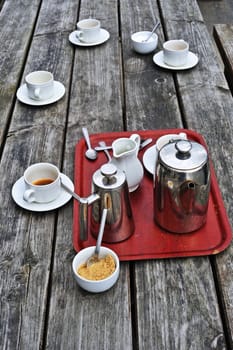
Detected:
left=111, top=134, right=144, bottom=192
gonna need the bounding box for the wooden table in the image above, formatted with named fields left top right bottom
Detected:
left=1, top=0, right=233, bottom=349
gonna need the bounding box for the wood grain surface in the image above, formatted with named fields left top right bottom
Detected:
left=0, top=0, right=233, bottom=349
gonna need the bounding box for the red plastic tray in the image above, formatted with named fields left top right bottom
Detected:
left=73, top=129, right=232, bottom=261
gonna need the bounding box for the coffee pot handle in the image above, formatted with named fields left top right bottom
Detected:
left=79, top=194, right=100, bottom=241
left=79, top=198, right=88, bottom=241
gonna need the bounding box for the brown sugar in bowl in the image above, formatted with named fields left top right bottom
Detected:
left=72, top=246, right=120, bottom=293
left=78, top=254, right=116, bottom=281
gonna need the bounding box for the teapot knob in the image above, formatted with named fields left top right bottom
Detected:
left=100, top=163, right=118, bottom=185
left=100, top=163, right=117, bottom=176
left=175, top=140, right=192, bottom=158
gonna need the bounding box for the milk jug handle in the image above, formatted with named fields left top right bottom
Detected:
left=130, top=134, right=140, bottom=154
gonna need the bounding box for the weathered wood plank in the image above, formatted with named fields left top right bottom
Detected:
left=213, top=24, right=233, bottom=91
left=0, top=26, right=74, bottom=350
left=67, top=0, right=123, bottom=134
left=134, top=258, right=226, bottom=349
left=212, top=23, right=233, bottom=348
left=120, top=0, right=182, bottom=131
left=1, top=0, right=233, bottom=349
left=45, top=0, right=133, bottom=349
left=35, top=0, right=78, bottom=35
left=161, top=0, right=233, bottom=347
left=0, top=0, right=41, bottom=148
left=198, top=0, right=233, bottom=35
left=120, top=0, right=229, bottom=349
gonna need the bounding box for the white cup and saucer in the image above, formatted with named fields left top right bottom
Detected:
left=69, top=18, right=110, bottom=47
left=143, top=132, right=187, bottom=175
left=153, top=39, right=199, bottom=70
left=11, top=162, right=74, bottom=211
left=16, top=70, right=65, bottom=106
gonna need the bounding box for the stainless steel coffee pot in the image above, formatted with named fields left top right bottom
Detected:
left=154, top=139, right=210, bottom=233
left=78, top=163, right=135, bottom=243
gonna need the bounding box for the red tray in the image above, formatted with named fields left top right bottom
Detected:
left=73, top=129, right=232, bottom=260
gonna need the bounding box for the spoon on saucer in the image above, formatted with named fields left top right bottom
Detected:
left=143, top=21, right=160, bottom=42
left=82, top=127, right=97, bottom=160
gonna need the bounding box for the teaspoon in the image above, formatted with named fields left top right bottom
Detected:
left=86, top=208, right=108, bottom=267
left=143, top=21, right=160, bottom=42
left=95, top=138, right=153, bottom=151
left=99, top=141, right=111, bottom=162
left=82, top=127, right=97, bottom=160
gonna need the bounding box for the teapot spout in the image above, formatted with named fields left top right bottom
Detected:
left=179, top=181, right=196, bottom=214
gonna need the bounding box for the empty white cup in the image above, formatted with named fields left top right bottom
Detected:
left=25, top=71, right=54, bottom=100
left=23, top=163, right=61, bottom=203
left=76, top=18, right=101, bottom=43
left=163, top=40, right=189, bottom=67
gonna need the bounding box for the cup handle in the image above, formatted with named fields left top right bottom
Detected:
left=76, top=31, right=84, bottom=42
left=130, top=134, right=141, bottom=154
left=34, top=88, right=40, bottom=99
left=23, top=189, right=36, bottom=203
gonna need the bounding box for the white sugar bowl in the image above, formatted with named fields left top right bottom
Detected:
left=131, top=31, right=158, bottom=54
left=72, top=246, right=120, bottom=293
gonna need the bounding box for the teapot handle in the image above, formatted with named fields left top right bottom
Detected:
left=130, top=134, right=141, bottom=154
left=79, top=194, right=100, bottom=241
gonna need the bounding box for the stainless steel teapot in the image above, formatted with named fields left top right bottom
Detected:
left=78, top=163, right=135, bottom=243
left=154, top=139, right=210, bottom=233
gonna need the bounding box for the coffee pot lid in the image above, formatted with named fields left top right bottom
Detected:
left=93, top=163, right=126, bottom=189
left=159, top=140, right=208, bottom=171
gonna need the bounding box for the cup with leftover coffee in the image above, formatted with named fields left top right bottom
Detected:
left=76, top=18, right=101, bottom=43
left=23, top=163, right=61, bottom=203
left=25, top=71, right=54, bottom=100
left=163, top=39, right=189, bottom=66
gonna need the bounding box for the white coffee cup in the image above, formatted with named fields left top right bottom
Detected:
left=156, top=132, right=187, bottom=151
left=163, top=40, right=189, bottom=67
left=25, top=71, right=54, bottom=100
left=76, top=18, right=101, bottom=43
left=23, top=163, right=61, bottom=203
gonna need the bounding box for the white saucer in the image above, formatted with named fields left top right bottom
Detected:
left=142, top=145, right=158, bottom=175
left=69, top=29, right=110, bottom=47
left=153, top=51, right=199, bottom=70
left=12, top=173, right=74, bottom=212
left=16, top=81, right=65, bottom=106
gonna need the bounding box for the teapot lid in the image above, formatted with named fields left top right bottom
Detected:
left=159, top=140, right=208, bottom=171
left=93, top=163, right=126, bottom=188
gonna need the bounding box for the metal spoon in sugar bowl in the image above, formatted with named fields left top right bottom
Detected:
left=143, top=21, right=160, bottom=42
left=86, top=208, right=108, bottom=266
